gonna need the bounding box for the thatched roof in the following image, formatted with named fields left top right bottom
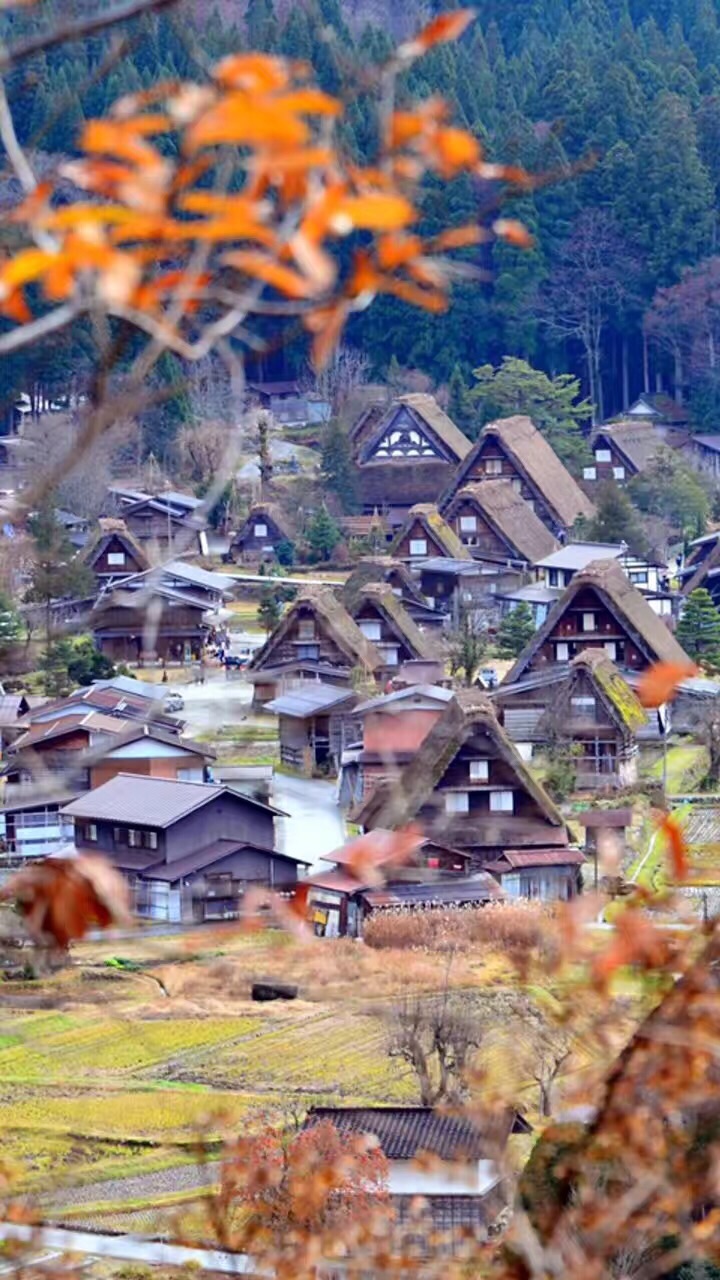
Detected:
left=341, top=557, right=426, bottom=612
left=444, top=416, right=596, bottom=528
left=593, top=424, right=689, bottom=474
left=570, top=649, right=648, bottom=733
left=681, top=534, right=720, bottom=596
left=231, top=502, right=296, bottom=548
left=351, top=583, right=439, bottom=661
left=356, top=459, right=455, bottom=508
left=354, top=688, right=566, bottom=839
left=248, top=587, right=384, bottom=673
left=82, top=518, right=149, bottom=572
left=444, top=481, right=559, bottom=563
left=392, top=504, right=471, bottom=560
left=505, top=558, right=691, bottom=684
left=357, top=394, right=472, bottom=465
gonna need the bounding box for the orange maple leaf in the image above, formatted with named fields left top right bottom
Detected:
left=398, top=10, right=477, bottom=59
left=636, top=660, right=698, bottom=708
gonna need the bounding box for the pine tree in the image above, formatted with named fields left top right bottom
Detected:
left=321, top=420, right=357, bottom=513
left=386, top=355, right=403, bottom=393
left=257, top=587, right=282, bottom=635
left=305, top=506, right=341, bottom=563
left=677, top=589, right=720, bottom=667
left=496, top=603, right=536, bottom=659
left=447, top=364, right=475, bottom=434
left=581, top=482, right=648, bottom=556
left=470, top=358, right=592, bottom=472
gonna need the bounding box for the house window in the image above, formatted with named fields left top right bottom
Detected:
left=409, top=538, right=427, bottom=556
left=556, top=641, right=570, bottom=661
left=595, top=448, right=611, bottom=462
left=298, top=643, right=320, bottom=660
left=469, top=759, right=489, bottom=781
left=358, top=619, right=382, bottom=641
left=445, top=791, right=469, bottom=814
left=571, top=695, right=596, bottom=714
left=511, top=477, right=523, bottom=494
left=127, top=828, right=141, bottom=847
left=379, top=644, right=399, bottom=665
left=107, top=551, right=125, bottom=566
left=613, top=466, right=626, bottom=481
left=582, top=612, right=595, bottom=632
left=297, top=619, right=316, bottom=641
left=254, top=523, right=268, bottom=537
left=548, top=569, right=559, bottom=587
left=604, top=641, right=617, bottom=660
left=630, top=571, right=648, bottom=584
left=82, top=822, right=98, bottom=843
left=459, top=515, right=477, bottom=533
left=583, top=466, right=597, bottom=480
left=143, top=830, right=158, bottom=850
left=485, top=458, right=503, bottom=476
left=490, top=789, right=514, bottom=812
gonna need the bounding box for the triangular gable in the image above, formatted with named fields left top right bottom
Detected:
left=392, top=505, right=471, bottom=560
left=233, top=504, right=294, bottom=549
left=359, top=399, right=469, bottom=466
left=539, top=651, right=647, bottom=737
left=443, top=481, right=558, bottom=563
left=350, top=585, right=438, bottom=661
left=505, top=559, right=690, bottom=683
left=84, top=528, right=149, bottom=574
left=249, top=590, right=382, bottom=674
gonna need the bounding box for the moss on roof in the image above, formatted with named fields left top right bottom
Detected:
left=352, top=583, right=439, bottom=661
left=392, top=504, right=471, bottom=560
left=572, top=649, right=647, bottom=733
left=341, top=557, right=425, bottom=613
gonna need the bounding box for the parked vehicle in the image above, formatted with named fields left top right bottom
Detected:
left=163, top=692, right=185, bottom=712
left=480, top=667, right=499, bottom=689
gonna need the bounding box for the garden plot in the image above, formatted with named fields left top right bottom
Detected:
left=682, top=806, right=720, bottom=878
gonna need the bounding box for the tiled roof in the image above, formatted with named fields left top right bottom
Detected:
left=141, top=838, right=306, bottom=881
left=61, top=774, right=281, bottom=827
left=487, top=849, right=585, bottom=869
left=304, top=1106, right=530, bottom=1159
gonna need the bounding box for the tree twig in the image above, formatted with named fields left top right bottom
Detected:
left=0, top=0, right=183, bottom=72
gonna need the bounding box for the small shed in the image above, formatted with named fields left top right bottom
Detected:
left=264, top=683, right=360, bottom=774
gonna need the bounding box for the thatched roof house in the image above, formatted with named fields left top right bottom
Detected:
left=351, top=394, right=472, bottom=518
left=442, top=480, right=559, bottom=563
left=229, top=502, right=296, bottom=563
left=82, top=518, right=149, bottom=584
left=392, top=503, right=471, bottom=562
left=348, top=583, right=439, bottom=669
left=248, top=587, right=384, bottom=694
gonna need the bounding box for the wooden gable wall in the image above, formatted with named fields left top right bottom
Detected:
left=363, top=405, right=448, bottom=463
left=90, top=533, right=145, bottom=578
left=394, top=517, right=449, bottom=560
left=459, top=438, right=557, bottom=532
left=254, top=603, right=355, bottom=674
left=529, top=586, right=648, bottom=672
left=445, top=495, right=511, bottom=557
left=586, top=436, right=634, bottom=486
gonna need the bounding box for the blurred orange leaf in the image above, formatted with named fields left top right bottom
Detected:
left=659, top=812, right=688, bottom=882
left=331, top=193, right=415, bottom=234
left=213, top=53, right=289, bottom=92
left=637, top=660, right=698, bottom=708
left=399, top=9, right=477, bottom=58
left=186, top=95, right=309, bottom=150
left=432, top=224, right=485, bottom=250
left=493, top=218, right=535, bottom=247
left=0, top=855, right=131, bottom=948
left=224, top=250, right=318, bottom=298
left=434, top=126, right=481, bottom=173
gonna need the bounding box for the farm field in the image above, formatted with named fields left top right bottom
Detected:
left=0, top=928, right=511, bottom=1217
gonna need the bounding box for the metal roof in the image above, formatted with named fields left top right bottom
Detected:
left=355, top=684, right=454, bottom=714
left=363, top=874, right=503, bottom=908
left=496, top=584, right=562, bottom=605
left=535, top=543, right=625, bottom=571
left=418, top=558, right=490, bottom=576
left=265, top=684, right=357, bottom=717
left=692, top=435, right=720, bottom=454
left=141, top=838, right=307, bottom=882
left=61, top=774, right=282, bottom=827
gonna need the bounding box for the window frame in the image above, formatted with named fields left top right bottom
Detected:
left=489, top=789, right=514, bottom=813
left=409, top=538, right=428, bottom=557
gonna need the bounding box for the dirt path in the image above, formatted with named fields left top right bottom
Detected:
left=43, top=1160, right=221, bottom=1213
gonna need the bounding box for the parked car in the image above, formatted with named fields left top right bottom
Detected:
left=480, top=667, right=499, bottom=689
left=163, top=692, right=185, bottom=712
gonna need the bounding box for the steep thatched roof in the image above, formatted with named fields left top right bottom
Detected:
left=570, top=649, right=648, bottom=733
left=392, top=504, right=472, bottom=560
left=505, top=558, right=691, bottom=684
left=354, top=688, right=566, bottom=838
left=444, top=416, right=596, bottom=528
left=231, top=502, right=296, bottom=548
left=444, top=481, right=559, bottom=563
left=593, top=424, right=689, bottom=474
left=357, top=394, right=472, bottom=465
left=682, top=534, right=720, bottom=596
left=248, top=587, right=383, bottom=673
left=341, top=557, right=426, bottom=612
left=350, top=583, right=439, bottom=661
left=82, top=518, right=149, bottom=572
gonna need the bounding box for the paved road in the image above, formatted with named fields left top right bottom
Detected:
left=272, top=774, right=347, bottom=871
left=44, top=1162, right=220, bottom=1213
left=0, top=1222, right=266, bottom=1276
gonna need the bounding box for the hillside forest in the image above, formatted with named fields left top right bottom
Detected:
left=4, top=0, right=720, bottom=447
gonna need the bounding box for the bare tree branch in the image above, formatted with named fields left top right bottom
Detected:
left=0, top=0, right=183, bottom=73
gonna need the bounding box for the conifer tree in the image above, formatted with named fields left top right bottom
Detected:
left=321, top=420, right=357, bottom=513
left=677, top=588, right=720, bottom=667
left=306, top=506, right=341, bottom=563
left=497, top=603, right=536, bottom=659
left=447, top=364, right=475, bottom=434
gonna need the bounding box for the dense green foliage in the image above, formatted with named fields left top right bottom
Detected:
left=576, top=482, right=649, bottom=554
left=496, top=602, right=537, bottom=658
left=677, top=587, right=720, bottom=666
left=5, top=0, right=720, bottom=437
left=320, top=421, right=358, bottom=513
left=305, top=506, right=342, bottom=562
left=629, top=449, right=710, bottom=540
left=471, top=358, right=592, bottom=471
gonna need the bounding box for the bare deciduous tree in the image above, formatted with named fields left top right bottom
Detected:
left=387, top=994, right=485, bottom=1106
left=22, top=413, right=139, bottom=519
left=176, top=421, right=233, bottom=489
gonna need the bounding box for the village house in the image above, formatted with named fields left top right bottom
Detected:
left=350, top=394, right=472, bottom=522
left=623, top=393, right=689, bottom=429
left=15, top=677, right=180, bottom=735
left=114, top=490, right=209, bottom=558
left=391, top=503, right=471, bottom=564
left=680, top=529, right=720, bottom=603
left=303, top=1105, right=530, bottom=1249
left=585, top=423, right=689, bottom=487
left=2, top=716, right=214, bottom=796
left=228, top=503, right=296, bottom=564
left=341, top=556, right=442, bottom=629
left=503, top=559, right=690, bottom=685
left=81, top=518, right=150, bottom=589
left=306, top=833, right=501, bottom=938
left=494, top=649, right=647, bottom=789
left=346, top=583, right=439, bottom=678
left=337, top=511, right=394, bottom=547
left=417, top=558, right=514, bottom=618
left=247, top=588, right=383, bottom=706
left=116, top=560, right=232, bottom=615
left=61, top=774, right=304, bottom=922
left=264, top=684, right=360, bottom=774
left=690, top=435, right=720, bottom=481
left=441, top=480, right=559, bottom=564
left=440, top=416, right=595, bottom=537
left=338, top=684, right=455, bottom=810
left=90, top=585, right=210, bottom=665
left=533, top=543, right=672, bottom=616
left=353, top=690, right=580, bottom=898
left=0, top=693, right=40, bottom=752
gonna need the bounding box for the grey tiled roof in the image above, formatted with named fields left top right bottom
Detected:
left=304, top=1106, right=529, bottom=1159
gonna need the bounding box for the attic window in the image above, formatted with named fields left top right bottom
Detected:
left=485, top=458, right=502, bottom=476
left=613, top=466, right=625, bottom=480
left=490, top=789, right=514, bottom=812
left=254, top=523, right=268, bottom=538
left=107, top=551, right=126, bottom=566
left=359, top=619, right=381, bottom=641
left=595, top=449, right=611, bottom=462
left=298, top=619, right=316, bottom=641
left=445, top=792, right=469, bottom=814
left=410, top=539, right=427, bottom=557
left=583, top=612, right=596, bottom=632
left=583, top=466, right=597, bottom=481
left=460, top=515, right=477, bottom=533
left=378, top=644, right=399, bottom=665
left=469, top=759, right=489, bottom=781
